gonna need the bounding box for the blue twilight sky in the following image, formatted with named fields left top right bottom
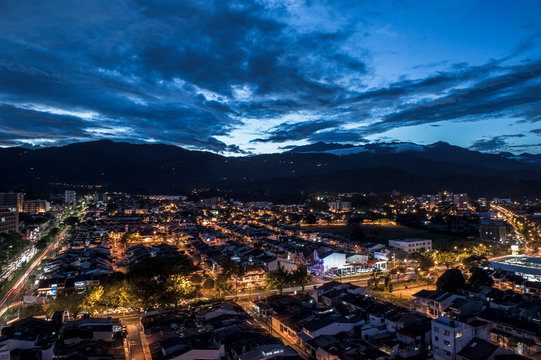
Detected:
left=0, top=0, right=540, bottom=154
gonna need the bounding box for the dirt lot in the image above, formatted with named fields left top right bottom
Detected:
left=302, top=222, right=473, bottom=250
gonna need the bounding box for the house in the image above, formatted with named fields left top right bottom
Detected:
left=431, top=317, right=490, bottom=360
left=457, top=338, right=517, bottom=360
left=478, top=308, right=541, bottom=357
left=239, top=265, right=266, bottom=290
left=411, top=290, right=462, bottom=318
left=160, top=334, right=225, bottom=360
left=396, top=320, right=432, bottom=358
left=267, top=258, right=298, bottom=272
left=0, top=317, right=59, bottom=360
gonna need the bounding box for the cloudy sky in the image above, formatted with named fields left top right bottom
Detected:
left=1, top=0, right=540, bottom=154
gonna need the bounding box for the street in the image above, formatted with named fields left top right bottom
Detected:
left=0, top=227, right=68, bottom=318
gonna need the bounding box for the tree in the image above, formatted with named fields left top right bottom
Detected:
left=304, top=213, right=317, bottom=224
left=368, top=269, right=381, bottom=290
left=83, top=285, right=104, bottom=312
left=436, top=252, right=456, bottom=268
left=190, top=273, right=204, bottom=285
left=214, top=274, right=233, bottom=295
left=43, top=294, right=83, bottom=317
left=392, top=264, right=407, bottom=280
left=164, top=275, right=197, bottom=304
left=64, top=216, right=79, bottom=227
left=202, top=278, right=215, bottom=290
left=436, top=269, right=465, bottom=293
left=291, top=266, right=311, bottom=291
left=219, top=258, right=241, bottom=278
left=265, top=266, right=290, bottom=294
left=384, top=274, right=391, bottom=290
left=462, top=255, right=488, bottom=271
left=468, top=267, right=494, bottom=287
left=414, top=251, right=434, bottom=272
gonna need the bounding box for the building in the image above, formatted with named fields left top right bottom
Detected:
left=328, top=200, right=352, bottom=212
left=453, top=193, right=469, bottom=210
left=388, top=238, right=432, bottom=254
left=411, top=290, right=462, bottom=318
left=268, top=257, right=298, bottom=272
left=320, top=251, right=347, bottom=272
left=64, top=190, right=76, bottom=204
left=239, top=265, right=266, bottom=290
left=478, top=308, right=541, bottom=357
left=0, top=192, right=24, bottom=212
left=431, top=316, right=490, bottom=360
left=0, top=207, right=18, bottom=234
left=456, top=338, right=516, bottom=360
left=22, top=199, right=50, bottom=213
left=488, top=256, right=541, bottom=282
left=0, top=316, right=59, bottom=360
left=480, top=220, right=506, bottom=242
left=419, top=194, right=436, bottom=210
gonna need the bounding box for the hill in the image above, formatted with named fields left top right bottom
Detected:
left=1, top=140, right=540, bottom=199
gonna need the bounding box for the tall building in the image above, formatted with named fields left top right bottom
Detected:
left=65, top=190, right=76, bottom=205
left=22, top=200, right=50, bottom=213
left=453, top=193, right=469, bottom=210
left=480, top=220, right=506, bottom=242
left=0, top=207, right=19, bottom=233
left=327, top=200, right=352, bottom=212
left=419, top=194, right=436, bottom=210
left=0, top=192, right=24, bottom=212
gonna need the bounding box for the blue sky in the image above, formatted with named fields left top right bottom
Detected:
left=0, top=0, right=540, bottom=154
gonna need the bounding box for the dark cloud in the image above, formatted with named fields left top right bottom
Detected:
left=0, top=0, right=539, bottom=153
left=0, top=0, right=365, bottom=150
left=469, top=134, right=525, bottom=152
left=363, top=60, right=541, bottom=135
left=252, top=118, right=367, bottom=144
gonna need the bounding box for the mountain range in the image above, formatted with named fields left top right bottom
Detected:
left=1, top=140, right=540, bottom=200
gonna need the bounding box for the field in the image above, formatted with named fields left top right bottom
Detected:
left=302, top=222, right=475, bottom=250
left=371, top=279, right=437, bottom=307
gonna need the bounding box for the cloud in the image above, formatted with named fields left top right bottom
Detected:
left=362, top=60, right=541, bottom=135
left=0, top=0, right=371, bottom=151
left=0, top=0, right=539, bottom=154
left=469, top=134, right=525, bottom=152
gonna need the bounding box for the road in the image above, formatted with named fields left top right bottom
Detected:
left=0, top=227, right=69, bottom=315
left=0, top=247, right=37, bottom=283
left=225, top=272, right=416, bottom=300
left=491, top=203, right=540, bottom=255
left=123, top=314, right=151, bottom=360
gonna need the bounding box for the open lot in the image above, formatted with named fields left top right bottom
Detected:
left=302, top=222, right=475, bottom=250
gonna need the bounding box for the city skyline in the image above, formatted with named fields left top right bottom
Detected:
left=1, top=0, right=541, bottom=154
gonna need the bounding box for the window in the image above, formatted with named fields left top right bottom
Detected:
left=456, top=332, right=462, bottom=338
left=443, top=329, right=450, bottom=336
left=435, top=336, right=439, bottom=341
left=444, top=340, right=451, bottom=347
left=445, top=350, right=451, bottom=356
left=434, top=326, right=439, bottom=333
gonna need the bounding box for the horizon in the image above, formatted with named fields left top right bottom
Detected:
left=3, top=138, right=540, bottom=157
left=1, top=1, right=541, bottom=155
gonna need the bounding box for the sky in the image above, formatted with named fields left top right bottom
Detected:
left=0, top=0, right=540, bottom=155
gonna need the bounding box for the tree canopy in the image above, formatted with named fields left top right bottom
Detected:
left=436, top=268, right=466, bottom=292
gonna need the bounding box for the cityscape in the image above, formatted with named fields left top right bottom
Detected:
left=1, top=1, right=541, bottom=360
left=0, top=190, right=540, bottom=359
